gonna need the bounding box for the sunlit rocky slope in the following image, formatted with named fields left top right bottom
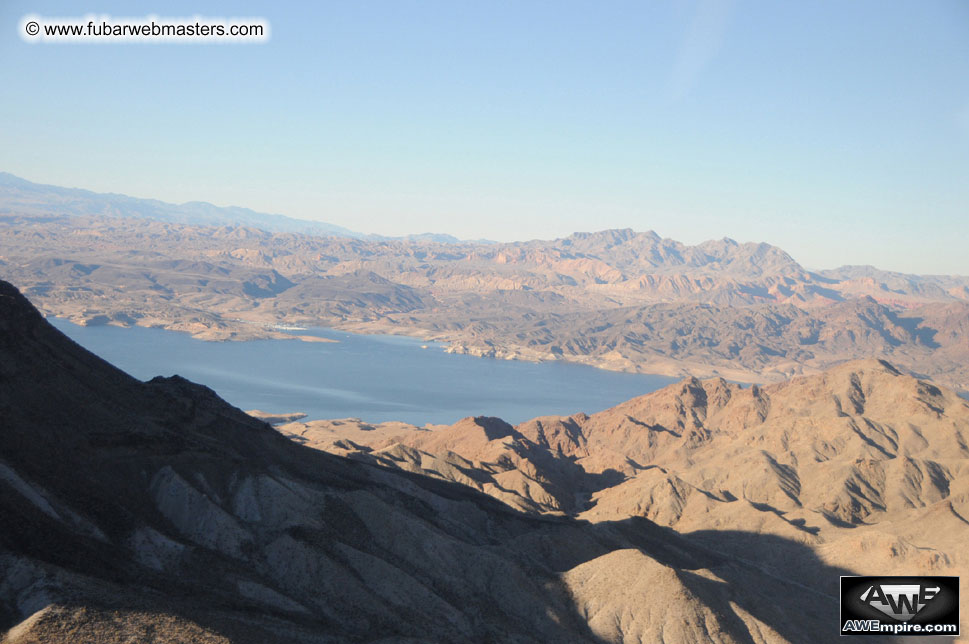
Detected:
left=0, top=278, right=902, bottom=643
left=288, top=359, right=969, bottom=593
left=2, top=203, right=968, bottom=392
left=2, top=279, right=966, bottom=642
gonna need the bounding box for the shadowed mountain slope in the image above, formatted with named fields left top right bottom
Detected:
left=0, top=279, right=890, bottom=642
left=287, top=362, right=969, bottom=628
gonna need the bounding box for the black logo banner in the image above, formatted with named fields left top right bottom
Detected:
left=840, top=576, right=959, bottom=637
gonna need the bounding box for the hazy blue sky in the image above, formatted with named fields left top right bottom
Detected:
left=2, top=1, right=967, bottom=273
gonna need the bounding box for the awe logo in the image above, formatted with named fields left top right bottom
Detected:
left=859, top=583, right=940, bottom=621
left=840, top=576, right=959, bottom=637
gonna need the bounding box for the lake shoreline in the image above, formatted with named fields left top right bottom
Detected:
left=45, top=313, right=771, bottom=389
left=49, top=316, right=682, bottom=426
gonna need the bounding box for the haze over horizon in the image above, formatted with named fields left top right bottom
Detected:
left=3, top=4, right=969, bottom=637
left=2, top=0, right=968, bottom=274
left=4, top=169, right=967, bottom=278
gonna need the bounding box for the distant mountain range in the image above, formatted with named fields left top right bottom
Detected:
left=2, top=173, right=969, bottom=393
left=2, top=174, right=968, bottom=641
left=0, top=172, right=493, bottom=244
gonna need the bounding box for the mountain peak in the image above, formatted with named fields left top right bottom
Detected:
left=824, top=357, right=903, bottom=377
left=2, top=279, right=967, bottom=642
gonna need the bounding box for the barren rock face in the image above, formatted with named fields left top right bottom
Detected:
left=2, top=279, right=965, bottom=643
left=3, top=192, right=969, bottom=392
left=295, top=358, right=969, bottom=616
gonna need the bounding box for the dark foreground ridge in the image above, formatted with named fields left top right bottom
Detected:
left=0, top=279, right=893, bottom=643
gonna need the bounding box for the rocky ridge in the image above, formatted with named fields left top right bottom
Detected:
left=283, top=359, right=969, bottom=614
left=0, top=279, right=895, bottom=643
left=2, top=212, right=968, bottom=392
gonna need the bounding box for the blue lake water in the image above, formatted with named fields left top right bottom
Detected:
left=49, top=318, right=679, bottom=426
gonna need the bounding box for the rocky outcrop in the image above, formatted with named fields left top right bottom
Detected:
left=4, top=209, right=969, bottom=391
left=0, top=280, right=881, bottom=642
left=296, top=359, right=969, bottom=610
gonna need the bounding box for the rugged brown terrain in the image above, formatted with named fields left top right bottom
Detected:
left=281, top=359, right=969, bottom=591
left=2, top=180, right=969, bottom=393
left=1, top=279, right=925, bottom=643
left=3, top=279, right=968, bottom=642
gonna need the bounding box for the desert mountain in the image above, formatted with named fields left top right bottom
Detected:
left=0, top=172, right=360, bottom=238
left=0, top=173, right=481, bottom=244
left=2, top=205, right=968, bottom=392
left=284, top=359, right=969, bottom=615
left=0, top=279, right=894, bottom=642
